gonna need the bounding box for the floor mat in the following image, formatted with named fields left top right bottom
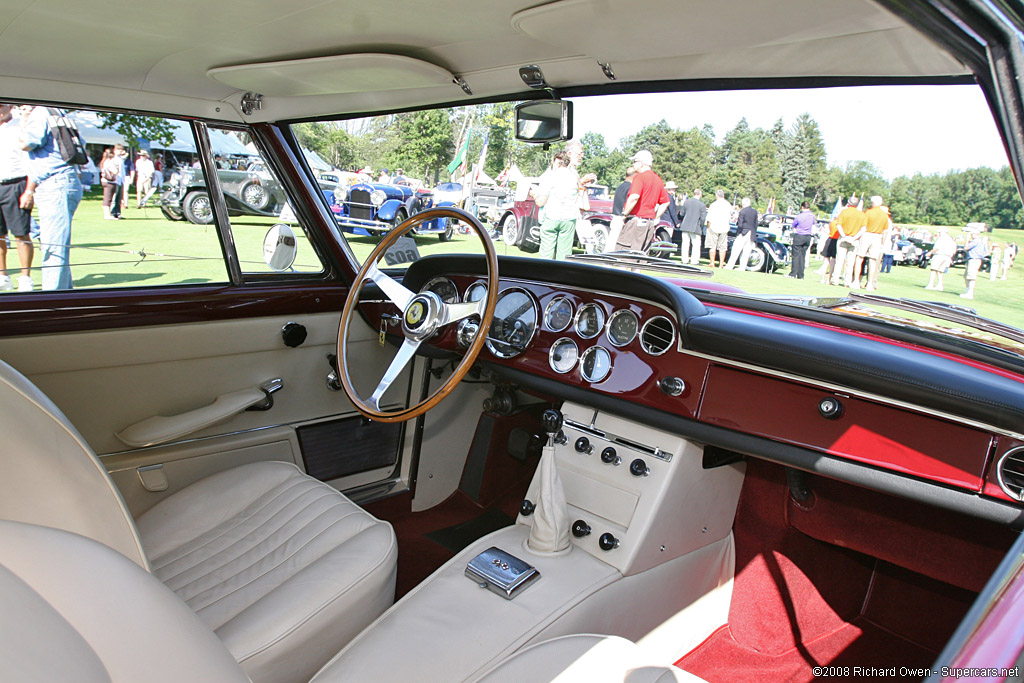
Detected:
left=425, top=507, right=514, bottom=554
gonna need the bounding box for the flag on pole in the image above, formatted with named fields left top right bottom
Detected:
left=474, top=130, right=490, bottom=182
left=765, top=197, right=775, bottom=214
left=447, top=133, right=470, bottom=175
left=856, top=193, right=864, bottom=211
left=830, top=197, right=843, bottom=220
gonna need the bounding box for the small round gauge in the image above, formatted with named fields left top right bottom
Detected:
left=580, top=346, right=612, bottom=383
left=465, top=281, right=488, bottom=303
left=606, top=310, right=639, bottom=347
left=486, top=288, right=539, bottom=358
left=575, top=303, right=606, bottom=339
left=548, top=338, right=579, bottom=374
left=422, top=276, right=460, bottom=304
left=544, top=297, right=574, bottom=332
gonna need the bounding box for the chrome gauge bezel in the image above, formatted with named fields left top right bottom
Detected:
left=575, top=302, right=606, bottom=339
left=422, top=276, right=461, bottom=303
left=544, top=296, right=574, bottom=333
left=485, top=287, right=540, bottom=359
left=606, top=309, right=640, bottom=347
left=548, top=337, right=579, bottom=374
left=579, top=345, right=613, bottom=383
left=639, top=315, right=677, bottom=356
left=465, top=281, right=488, bottom=303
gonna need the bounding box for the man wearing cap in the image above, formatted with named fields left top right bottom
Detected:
left=832, top=195, right=867, bottom=287
left=852, top=195, right=889, bottom=290
left=615, top=149, right=669, bottom=252
left=677, top=188, right=706, bottom=265
left=135, top=149, right=155, bottom=208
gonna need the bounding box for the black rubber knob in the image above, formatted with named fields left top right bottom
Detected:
left=520, top=499, right=535, bottom=516
left=281, top=322, right=307, bottom=348
left=542, top=409, right=563, bottom=434
left=575, top=436, right=593, bottom=454
left=598, top=532, right=619, bottom=551
left=818, top=397, right=844, bottom=420
left=659, top=376, right=685, bottom=396
left=571, top=520, right=591, bottom=538
left=601, top=447, right=618, bottom=464
left=629, top=458, right=649, bottom=477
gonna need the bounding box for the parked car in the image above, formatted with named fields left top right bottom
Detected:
left=686, top=226, right=789, bottom=272
left=160, top=163, right=288, bottom=224
left=334, top=181, right=457, bottom=240
left=6, top=3, right=1024, bottom=683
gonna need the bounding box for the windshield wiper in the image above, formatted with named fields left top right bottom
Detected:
left=839, top=292, right=1024, bottom=347
left=567, top=251, right=713, bottom=278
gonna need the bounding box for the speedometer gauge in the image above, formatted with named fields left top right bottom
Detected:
left=486, top=288, right=539, bottom=358
left=580, top=346, right=612, bottom=383
left=575, top=303, right=605, bottom=339
left=549, top=338, right=578, bottom=374
left=607, top=310, right=639, bottom=347
left=422, top=277, right=459, bottom=303
left=544, top=297, right=574, bottom=332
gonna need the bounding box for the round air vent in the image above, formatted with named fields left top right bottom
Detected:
left=639, top=316, right=675, bottom=356
left=997, top=447, right=1024, bottom=501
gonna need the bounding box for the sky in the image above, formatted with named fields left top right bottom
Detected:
left=571, top=85, right=1009, bottom=181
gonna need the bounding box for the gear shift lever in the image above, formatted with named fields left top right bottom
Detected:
left=526, top=409, right=571, bottom=555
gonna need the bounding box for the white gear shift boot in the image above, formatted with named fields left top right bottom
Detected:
left=526, top=441, right=571, bottom=555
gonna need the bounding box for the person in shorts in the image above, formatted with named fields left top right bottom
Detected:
left=0, top=103, right=33, bottom=292
left=853, top=195, right=890, bottom=290
left=925, top=227, right=957, bottom=291
left=961, top=229, right=989, bottom=299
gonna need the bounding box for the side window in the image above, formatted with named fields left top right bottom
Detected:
left=207, top=125, right=325, bottom=276
left=3, top=106, right=229, bottom=292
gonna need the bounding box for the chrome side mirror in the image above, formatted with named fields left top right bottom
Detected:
left=263, top=223, right=297, bottom=272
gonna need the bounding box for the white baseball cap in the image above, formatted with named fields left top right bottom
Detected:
left=631, top=150, right=653, bottom=166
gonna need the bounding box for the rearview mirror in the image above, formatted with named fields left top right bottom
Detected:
left=263, top=223, right=297, bottom=272
left=514, top=100, right=573, bottom=144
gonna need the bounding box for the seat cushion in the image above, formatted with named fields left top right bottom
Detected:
left=137, top=461, right=397, bottom=683
left=473, top=634, right=704, bottom=683
left=0, top=520, right=249, bottom=683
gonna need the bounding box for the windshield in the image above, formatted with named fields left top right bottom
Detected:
left=292, top=83, right=1024, bottom=341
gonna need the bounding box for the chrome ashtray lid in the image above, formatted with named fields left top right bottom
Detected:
left=465, top=546, right=540, bottom=599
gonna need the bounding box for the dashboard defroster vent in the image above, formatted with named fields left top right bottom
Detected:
left=639, top=316, right=675, bottom=356
left=997, top=447, right=1024, bottom=501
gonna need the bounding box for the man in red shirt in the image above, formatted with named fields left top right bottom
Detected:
left=615, top=149, right=669, bottom=252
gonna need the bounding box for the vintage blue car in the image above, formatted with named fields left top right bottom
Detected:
left=334, top=182, right=457, bottom=240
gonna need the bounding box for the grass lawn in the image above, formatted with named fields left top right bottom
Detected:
left=7, top=191, right=1024, bottom=331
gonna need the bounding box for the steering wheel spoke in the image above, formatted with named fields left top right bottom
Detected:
left=366, top=262, right=415, bottom=310
left=441, top=299, right=484, bottom=325
left=367, top=338, right=421, bottom=410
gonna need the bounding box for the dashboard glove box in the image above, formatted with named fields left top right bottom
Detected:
left=465, top=547, right=540, bottom=599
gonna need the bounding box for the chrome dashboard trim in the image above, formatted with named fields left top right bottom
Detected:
left=485, top=286, right=540, bottom=359
left=606, top=309, right=639, bottom=347
left=543, top=295, right=574, bottom=333
left=575, top=302, right=606, bottom=340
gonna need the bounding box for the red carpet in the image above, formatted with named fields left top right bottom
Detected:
left=677, top=460, right=999, bottom=682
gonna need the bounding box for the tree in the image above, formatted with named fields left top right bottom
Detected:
left=292, top=121, right=357, bottom=170
left=392, top=109, right=453, bottom=181
left=95, top=112, right=177, bottom=148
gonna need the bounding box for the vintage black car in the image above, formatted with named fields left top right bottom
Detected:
left=160, top=163, right=289, bottom=225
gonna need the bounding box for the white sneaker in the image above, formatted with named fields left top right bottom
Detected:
left=0, top=275, right=11, bottom=291
left=17, top=276, right=33, bottom=292
left=960, top=292, right=974, bottom=299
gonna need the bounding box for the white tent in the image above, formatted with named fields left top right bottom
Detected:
left=72, top=112, right=255, bottom=156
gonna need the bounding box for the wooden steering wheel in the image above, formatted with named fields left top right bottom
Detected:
left=337, top=207, right=499, bottom=423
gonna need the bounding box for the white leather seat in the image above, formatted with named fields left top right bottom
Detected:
left=0, top=359, right=397, bottom=683
left=472, top=634, right=704, bottom=683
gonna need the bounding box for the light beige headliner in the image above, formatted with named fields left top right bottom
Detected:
left=0, top=0, right=968, bottom=122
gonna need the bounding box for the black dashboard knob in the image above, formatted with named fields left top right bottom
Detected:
left=629, top=458, right=650, bottom=477
left=659, top=376, right=685, bottom=396
left=520, top=499, right=535, bottom=516
left=571, top=520, right=591, bottom=538
left=601, top=447, right=619, bottom=465
left=598, top=533, right=620, bottom=551
left=281, top=322, right=307, bottom=348
left=818, top=397, right=844, bottom=420
left=542, top=409, right=563, bottom=434
left=574, top=437, right=594, bottom=454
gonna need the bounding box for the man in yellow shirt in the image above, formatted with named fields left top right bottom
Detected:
left=832, top=196, right=867, bottom=287
left=853, top=196, right=891, bottom=290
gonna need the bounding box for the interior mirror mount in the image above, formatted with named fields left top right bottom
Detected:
left=514, top=99, right=573, bottom=144
left=263, top=223, right=298, bottom=272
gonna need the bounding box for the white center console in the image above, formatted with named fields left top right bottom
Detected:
left=314, top=404, right=745, bottom=683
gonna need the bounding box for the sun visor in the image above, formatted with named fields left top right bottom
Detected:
left=208, top=53, right=456, bottom=97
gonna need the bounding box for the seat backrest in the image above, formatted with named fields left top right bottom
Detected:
left=0, top=520, right=249, bottom=682
left=0, top=359, right=148, bottom=568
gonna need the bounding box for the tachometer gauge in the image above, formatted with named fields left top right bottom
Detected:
left=465, top=281, right=488, bottom=303
left=580, top=346, right=612, bottom=383
left=422, top=276, right=459, bottom=303
left=607, top=310, right=639, bottom=347
left=544, top=296, right=574, bottom=332
left=486, top=288, right=539, bottom=358
left=549, top=338, right=579, bottom=374
left=575, top=303, right=606, bottom=339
